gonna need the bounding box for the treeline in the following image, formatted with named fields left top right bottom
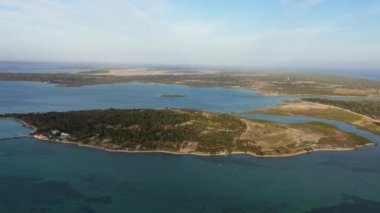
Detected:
left=303, top=98, right=380, bottom=119
left=3, top=109, right=247, bottom=153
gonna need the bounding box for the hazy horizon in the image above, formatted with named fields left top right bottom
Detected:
left=1, top=61, right=380, bottom=81
left=1, top=0, right=380, bottom=70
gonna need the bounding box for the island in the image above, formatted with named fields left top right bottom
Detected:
left=1, top=70, right=380, bottom=97
left=251, top=99, right=380, bottom=135
left=1, top=108, right=374, bottom=157
left=160, top=94, right=187, bottom=98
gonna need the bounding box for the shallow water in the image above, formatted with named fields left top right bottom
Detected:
left=1, top=81, right=380, bottom=213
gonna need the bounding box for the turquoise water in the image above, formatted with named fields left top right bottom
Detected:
left=1, top=82, right=380, bottom=212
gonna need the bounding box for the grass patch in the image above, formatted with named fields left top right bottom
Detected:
left=296, top=122, right=338, bottom=134
left=300, top=109, right=362, bottom=122
left=241, top=109, right=291, bottom=116
left=346, top=132, right=373, bottom=146
left=255, top=107, right=362, bottom=123
left=241, top=117, right=275, bottom=124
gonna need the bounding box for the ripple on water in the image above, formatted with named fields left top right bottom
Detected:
left=306, top=195, right=380, bottom=213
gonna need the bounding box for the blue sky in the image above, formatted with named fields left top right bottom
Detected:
left=0, top=0, right=379, bottom=69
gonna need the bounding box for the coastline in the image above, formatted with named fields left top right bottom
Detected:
left=2, top=77, right=380, bottom=98
left=3, top=116, right=374, bottom=158
left=31, top=134, right=374, bottom=158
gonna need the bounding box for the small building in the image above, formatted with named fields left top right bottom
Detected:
left=50, top=130, right=60, bottom=135
left=60, top=132, right=71, bottom=140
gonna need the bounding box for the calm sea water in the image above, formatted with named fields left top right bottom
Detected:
left=0, top=62, right=107, bottom=73
left=0, top=81, right=293, bottom=114
left=1, top=81, right=380, bottom=213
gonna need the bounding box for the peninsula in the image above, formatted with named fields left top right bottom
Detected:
left=1, top=108, right=373, bottom=157
left=252, top=99, right=380, bottom=136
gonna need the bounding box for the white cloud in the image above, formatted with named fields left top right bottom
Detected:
left=280, top=0, right=324, bottom=6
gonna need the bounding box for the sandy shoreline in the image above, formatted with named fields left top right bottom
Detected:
left=3, top=117, right=373, bottom=158
left=30, top=135, right=374, bottom=158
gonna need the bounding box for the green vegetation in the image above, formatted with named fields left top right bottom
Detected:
left=1, top=108, right=373, bottom=156
left=312, top=110, right=362, bottom=123
left=160, top=94, right=187, bottom=98
left=296, top=122, right=337, bottom=134
left=243, top=108, right=290, bottom=116
left=3, top=109, right=246, bottom=154
left=247, top=104, right=362, bottom=123
left=303, top=98, right=380, bottom=120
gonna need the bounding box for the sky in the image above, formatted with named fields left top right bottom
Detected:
left=0, top=0, right=379, bottom=70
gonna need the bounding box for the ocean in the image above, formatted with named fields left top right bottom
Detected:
left=0, top=81, right=380, bottom=212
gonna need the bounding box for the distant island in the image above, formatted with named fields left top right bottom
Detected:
left=1, top=70, right=380, bottom=97
left=1, top=108, right=373, bottom=157
left=160, top=94, right=187, bottom=98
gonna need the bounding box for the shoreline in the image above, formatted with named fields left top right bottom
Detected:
left=31, top=135, right=374, bottom=158
left=2, top=79, right=380, bottom=98
left=3, top=116, right=374, bottom=158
